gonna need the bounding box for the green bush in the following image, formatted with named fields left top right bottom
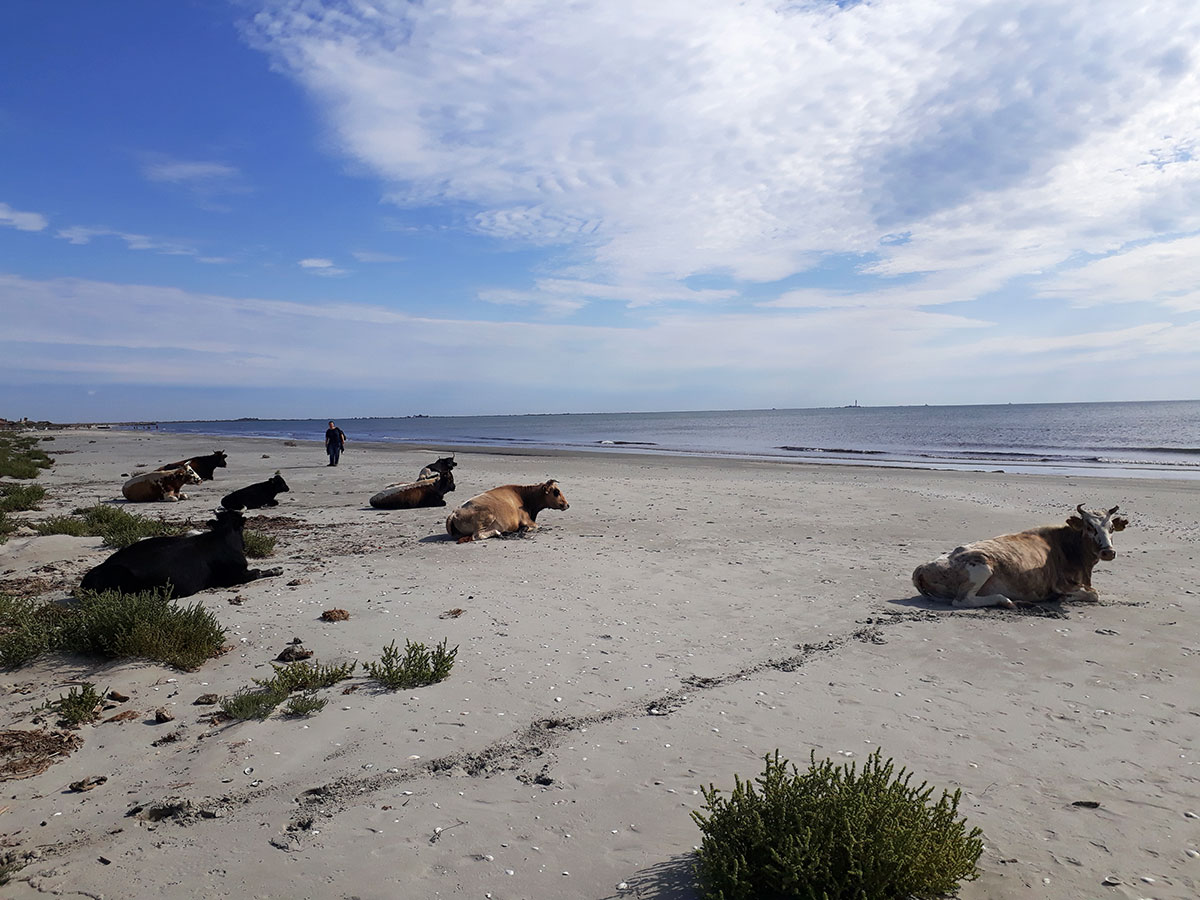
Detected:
left=282, top=691, right=328, bottom=717
left=692, top=749, right=983, bottom=900
left=242, top=530, right=276, bottom=559
left=0, top=588, right=226, bottom=671
left=0, top=483, right=45, bottom=512
left=220, top=685, right=289, bottom=721
left=366, top=638, right=457, bottom=690
left=33, top=504, right=190, bottom=548
left=35, top=682, right=104, bottom=728
left=261, top=659, right=356, bottom=693
left=0, top=434, right=54, bottom=479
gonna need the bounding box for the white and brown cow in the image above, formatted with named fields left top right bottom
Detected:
left=122, top=464, right=202, bottom=502
left=911, top=504, right=1129, bottom=608
left=445, top=480, right=569, bottom=543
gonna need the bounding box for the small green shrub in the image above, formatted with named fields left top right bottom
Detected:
left=366, top=638, right=457, bottom=690
left=66, top=588, right=226, bottom=670
left=1, top=588, right=226, bottom=671
left=0, top=510, right=17, bottom=542
left=220, top=685, right=289, bottom=720
left=242, top=530, right=276, bottom=559
left=0, top=483, right=45, bottom=512
left=282, top=691, right=328, bottom=717
left=692, top=749, right=983, bottom=900
left=0, top=434, right=54, bottom=479
left=261, top=659, right=357, bottom=693
left=33, top=504, right=189, bottom=548
left=35, top=683, right=104, bottom=728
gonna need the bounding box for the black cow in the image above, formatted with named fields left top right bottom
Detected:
left=221, top=473, right=290, bottom=510
left=79, top=509, right=281, bottom=598
left=418, top=455, right=456, bottom=481
left=158, top=450, right=228, bottom=481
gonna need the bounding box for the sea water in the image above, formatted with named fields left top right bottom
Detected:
left=147, top=400, right=1200, bottom=480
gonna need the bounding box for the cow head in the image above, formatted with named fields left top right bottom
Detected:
left=207, top=508, right=246, bottom=533
left=541, top=479, right=569, bottom=510
left=428, top=455, right=456, bottom=475
left=182, top=464, right=203, bottom=485
left=213, top=450, right=228, bottom=468
left=270, top=473, right=290, bottom=493
left=1067, top=504, right=1128, bottom=561
left=438, top=470, right=456, bottom=493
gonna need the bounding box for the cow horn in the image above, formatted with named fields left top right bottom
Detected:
left=1106, top=504, right=1119, bottom=516
left=1075, top=503, right=1086, bottom=516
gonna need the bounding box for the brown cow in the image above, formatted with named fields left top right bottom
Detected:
left=911, top=504, right=1129, bottom=608
left=370, top=469, right=456, bottom=509
left=445, top=480, right=569, bottom=543
left=122, top=464, right=202, bottom=502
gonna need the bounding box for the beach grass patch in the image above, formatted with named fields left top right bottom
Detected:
left=33, top=504, right=190, bottom=547
left=1, top=588, right=226, bottom=671
left=220, top=685, right=289, bottom=721
left=0, top=483, right=45, bottom=513
left=0, top=511, right=17, bottom=542
left=242, top=530, right=276, bottom=558
left=282, top=691, right=328, bottom=717
left=34, top=683, right=104, bottom=729
left=691, top=749, right=983, bottom=900
left=260, top=659, right=356, bottom=693
left=366, top=638, right=457, bottom=690
left=0, top=433, right=54, bottom=479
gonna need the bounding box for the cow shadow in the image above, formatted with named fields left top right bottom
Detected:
left=885, top=594, right=1072, bottom=619
left=593, top=853, right=699, bottom=900
left=418, top=533, right=457, bottom=543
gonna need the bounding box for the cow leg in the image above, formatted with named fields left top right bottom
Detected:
left=953, top=562, right=1015, bottom=609
left=247, top=567, right=284, bottom=581
left=1059, top=588, right=1100, bottom=603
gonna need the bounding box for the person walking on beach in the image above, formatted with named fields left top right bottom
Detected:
left=325, top=421, right=347, bottom=466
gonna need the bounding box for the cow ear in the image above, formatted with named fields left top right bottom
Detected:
left=1110, top=516, right=1128, bottom=532
left=1066, top=516, right=1084, bottom=531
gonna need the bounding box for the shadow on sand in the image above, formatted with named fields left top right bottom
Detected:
left=594, top=853, right=700, bottom=900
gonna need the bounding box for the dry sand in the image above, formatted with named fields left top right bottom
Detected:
left=2, top=429, right=1198, bottom=899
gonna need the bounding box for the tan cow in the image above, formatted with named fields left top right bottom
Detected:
left=122, top=464, right=202, bottom=502
left=445, top=480, right=569, bottom=542
left=911, top=504, right=1129, bottom=608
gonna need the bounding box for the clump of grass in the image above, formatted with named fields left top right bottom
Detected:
left=0, top=510, right=17, bottom=542
left=692, top=749, right=983, bottom=900
left=0, top=433, right=54, bottom=479
left=282, top=692, right=328, bottom=717
left=0, top=588, right=226, bottom=671
left=261, top=659, right=357, bottom=693
left=365, top=638, right=457, bottom=690
left=35, top=683, right=104, bottom=729
left=0, top=482, right=45, bottom=512
left=33, top=504, right=189, bottom=548
left=242, top=530, right=276, bottom=558
left=220, top=685, right=289, bottom=721
left=1, top=850, right=28, bottom=886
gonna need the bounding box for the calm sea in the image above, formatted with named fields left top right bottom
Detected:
left=146, top=401, right=1200, bottom=480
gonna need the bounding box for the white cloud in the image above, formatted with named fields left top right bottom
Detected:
left=143, top=160, right=240, bottom=184
left=3, top=274, right=1197, bottom=406
left=351, top=250, right=406, bottom=263
left=1038, top=233, right=1200, bottom=310
left=0, top=202, right=48, bottom=232
left=55, top=226, right=203, bottom=257
left=246, top=0, right=1200, bottom=315
left=298, top=257, right=348, bottom=276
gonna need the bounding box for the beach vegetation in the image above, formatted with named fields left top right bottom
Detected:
left=0, top=588, right=226, bottom=671
left=0, top=482, right=46, bottom=512
left=0, top=511, right=17, bottom=542
left=366, top=638, right=457, bottom=690
left=242, top=530, right=276, bottom=558
left=282, top=691, right=328, bottom=717
left=34, top=682, right=104, bottom=729
left=0, top=433, right=54, bottom=479
left=260, top=659, right=356, bottom=693
left=220, top=685, right=289, bottom=721
left=0, top=850, right=27, bottom=886
left=691, top=749, right=983, bottom=900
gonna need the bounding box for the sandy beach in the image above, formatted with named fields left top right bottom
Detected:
left=2, top=428, right=1198, bottom=899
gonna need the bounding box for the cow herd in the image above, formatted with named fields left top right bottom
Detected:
left=85, top=448, right=1131, bottom=610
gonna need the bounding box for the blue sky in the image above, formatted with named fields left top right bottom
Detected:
left=3, top=0, right=1200, bottom=422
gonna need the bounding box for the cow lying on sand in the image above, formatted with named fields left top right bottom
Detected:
left=370, top=469, right=455, bottom=509
left=446, top=480, right=569, bottom=542
left=912, top=504, right=1129, bottom=609
left=79, top=508, right=282, bottom=598
left=122, top=465, right=201, bottom=502
left=221, top=473, right=289, bottom=510
left=418, top=455, right=456, bottom=481
left=157, top=450, right=227, bottom=481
